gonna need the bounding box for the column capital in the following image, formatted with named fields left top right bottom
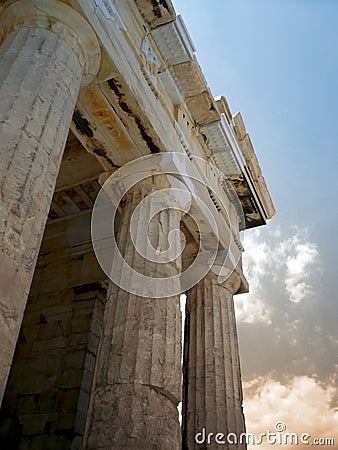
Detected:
left=0, top=0, right=101, bottom=86
left=98, top=168, right=192, bottom=214
left=211, top=258, right=249, bottom=295
left=222, top=268, right=242, bottom=294
left=223, top=266, right=249, bottom=295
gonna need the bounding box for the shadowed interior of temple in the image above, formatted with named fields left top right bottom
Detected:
left=0, top=133, right=108, bottom=449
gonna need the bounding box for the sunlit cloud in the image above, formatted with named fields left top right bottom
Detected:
left=282, top=234, right=319, bottom=303
left=235, top=225, right=320, bottom=324
left=243, top=375, right=338, bottom=450
left=235, top=229, right=273, bottom=325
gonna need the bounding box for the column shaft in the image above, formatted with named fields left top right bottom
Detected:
left=183, top=272, right=246, bottom=449
left=0, top=1, right=99, bottom=404
left=85, top=184, right=183, bottom=449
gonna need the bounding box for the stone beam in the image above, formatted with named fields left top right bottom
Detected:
left=71, top=82, right=149, bottom=169
left=55, top=135, right=105, bottom=192
left=71, top=0, right=185, bottom=159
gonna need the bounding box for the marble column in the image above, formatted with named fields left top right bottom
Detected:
left=85, top=179, right=184, bottom=449
left=0, top=0, right=100, bottom=404
left=183, top=270, right=247, bottom=450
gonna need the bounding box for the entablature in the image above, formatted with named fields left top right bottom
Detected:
left=65, top=0, right=274, bottom=229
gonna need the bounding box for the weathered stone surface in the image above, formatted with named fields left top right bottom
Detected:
left=134, top=0, right=176, bottom=28
left=84, top=181, right=183, bottom=449
left=185, top=90, right=221, bottom=126
left=232, top=111, right=275, bottom=220
left=0, top=259, right=105, bottom=449
left=0, top=0, right=100, bottom=405
left=183, top=271, right=247, bottom=450
left=74, top=0, right=184, bottom=166
left=55, top=132, right=105, bottom=192
left=170, top=58, right=208, bottom=97
left=215, top=95, right=234, bottom=124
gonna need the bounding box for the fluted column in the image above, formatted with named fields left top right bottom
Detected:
left=183, top=270, right=247, bottom=449
left=0, top=0, right=100, bottom=405
left=85, top=179, right=184, bottom=449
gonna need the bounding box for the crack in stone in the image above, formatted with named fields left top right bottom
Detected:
left=141, top=383, right=179, bottom=405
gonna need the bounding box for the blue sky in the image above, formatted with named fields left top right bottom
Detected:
left=172, top=0, right=338, bottom=446
left=172, top=0, right=338, bottom=228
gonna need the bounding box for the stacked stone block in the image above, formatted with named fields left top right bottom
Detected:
left=0, top=259, right=105, bottom=450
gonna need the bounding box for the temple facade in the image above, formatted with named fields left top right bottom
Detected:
left=0, top=1, right=274, bottom=449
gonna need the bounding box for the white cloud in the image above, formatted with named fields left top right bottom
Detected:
left=235, top=290, right=272, bottom=325
left=243, top=375, right=338, bottom=450
left=235, top=225, right=320, bottom=324
left=235, top=229, right=273, bottom=325
left=282, top=235, right=319, bottom=303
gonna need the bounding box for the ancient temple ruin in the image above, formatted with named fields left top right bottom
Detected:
left=0, top=1, right=274, bottom=448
